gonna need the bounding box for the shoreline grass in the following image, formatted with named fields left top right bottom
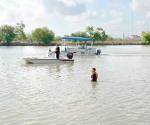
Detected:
left=0, top=40, right=146, bottom=46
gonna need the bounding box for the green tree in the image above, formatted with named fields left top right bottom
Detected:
left=71, top=31, right=89, bottom=38
left=0, top=25, right=16, bottom=45
left=32, top=27, right=55, bottom=45
left=86, top=26, right=108, bottom=41
left=15, top=21, right=27, bottom=41
left=26, top=33, right=32, bottom=42
left=86, top=26, right=94, bottom=38
left=99, top=29, right=108, bottom=41
left=107, top=35, right=113, bottom=40
left=142, top=32, right=150, bottom=44
left=54, top=36, right=62, bottom=41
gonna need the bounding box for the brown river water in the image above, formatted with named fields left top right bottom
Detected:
left=0, top=45, right=150, bottom=125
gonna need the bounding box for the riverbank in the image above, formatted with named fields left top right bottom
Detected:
left=0, top=40, right=144, bottom=46
left=0, top=41, right=57, bottom=46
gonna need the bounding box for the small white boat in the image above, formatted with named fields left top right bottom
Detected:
left=24, top=57, right=74, bottom=64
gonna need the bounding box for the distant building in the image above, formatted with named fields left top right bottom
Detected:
left=128, top=35, right=141, bottom=40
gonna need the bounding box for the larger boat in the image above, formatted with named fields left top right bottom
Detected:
left=61, top=37, right=101, bottom=55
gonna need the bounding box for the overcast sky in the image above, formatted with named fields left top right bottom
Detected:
left=0, top=0, right=149, bottom=38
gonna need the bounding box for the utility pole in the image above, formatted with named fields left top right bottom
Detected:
left=131, top=10, right=134, bottom=35
left=123, top=33, right=125, bottom=40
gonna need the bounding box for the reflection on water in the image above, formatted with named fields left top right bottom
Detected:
left=90, top=81, right=98, bottom=89
left=0, top=45, right=150, bottom=125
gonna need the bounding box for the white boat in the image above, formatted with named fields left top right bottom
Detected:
left=24, top=57, right=74, bottom=64
left=61, top=37, right=101, bottom=55
left=64, top=46, right=100, bottom=55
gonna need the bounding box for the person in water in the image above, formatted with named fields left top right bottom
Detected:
left=55, top=44, right=60, bottom=59
left=91, top=68, right=98, bottom=82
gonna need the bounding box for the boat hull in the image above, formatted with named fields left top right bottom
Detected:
left=24, top=58, right=74, bottom=64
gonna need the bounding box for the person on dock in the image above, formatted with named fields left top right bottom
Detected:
left=91, top=68, right=98, bottom=82
left=55, top=44, right=60, bottom=59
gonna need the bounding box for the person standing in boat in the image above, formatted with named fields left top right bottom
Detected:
left=55, top=44, right=60, bottom=59
left=91, top=68, right=98, bottom=82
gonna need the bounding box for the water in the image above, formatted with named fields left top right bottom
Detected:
left=0, top=45, right=150, bottom=125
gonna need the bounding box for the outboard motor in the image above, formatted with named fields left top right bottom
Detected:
left=67, top=52, right=73, bottom=59
left=96, top=49, right=101, bottom=55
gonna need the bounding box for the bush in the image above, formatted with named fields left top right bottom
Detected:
left=54, top=36, right=62, bottom=41
left=142, top=32, right=150, bottom=44
left=32, top=27, right=55, bottom=45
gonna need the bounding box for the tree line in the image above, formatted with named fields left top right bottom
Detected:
left=0, top=21, right=150, bottom=45
left=70, top=26, right=112, bottom=41
left=0, top=22, right=55, bottom=45
left=0, top=22, right=112, bottom=45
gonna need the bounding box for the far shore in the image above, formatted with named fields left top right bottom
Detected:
left=0, top=40, right=145, bottom=46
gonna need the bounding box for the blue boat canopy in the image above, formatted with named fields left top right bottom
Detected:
left=62, top=37, right=95, bottom=41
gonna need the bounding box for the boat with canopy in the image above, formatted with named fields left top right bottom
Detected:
left=61, top=37, right=101, bottom=55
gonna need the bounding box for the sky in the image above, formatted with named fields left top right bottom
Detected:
left=0, top=0, right=150, bottom=38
